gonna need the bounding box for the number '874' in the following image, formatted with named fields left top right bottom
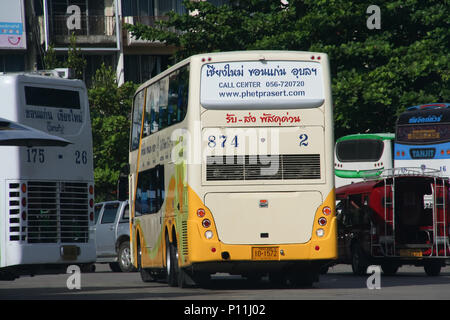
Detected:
left=208, top=135, right=239, bottom=148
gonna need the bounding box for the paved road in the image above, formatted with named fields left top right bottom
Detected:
left=1, top=264, right=450, bottom=301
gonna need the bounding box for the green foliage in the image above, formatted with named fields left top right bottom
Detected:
left=125, top=0, right=449, bottom=138
left=43, top=34, right=87, bottom=80
left=89, top=64, right=138, bottom=201
left=66, top=33, right=86, bottom=79
left=43, top=44, right=59, bottom=70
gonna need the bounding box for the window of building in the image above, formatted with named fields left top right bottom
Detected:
left=0, top=54, right=25, bottom=73
left=122, top=0, right=154, bottom=16
left=155, top=0, right=186, bottom=15
left=124, top=55, right=169, bottom=84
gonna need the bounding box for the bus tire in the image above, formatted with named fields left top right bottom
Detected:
left=178, top=267, right=192, bottom=288
left=424, top=261, right=441, bottom=276
left=137, top=237, right=155, bottom=282
left=166, top=234, right=178, bottom=287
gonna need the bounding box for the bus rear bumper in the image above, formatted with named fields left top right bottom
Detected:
left=187, top=259, right=333, bottom=275
left=185, top=217, right=338, bottom=266
left=4, top=242, right=96, bottom=268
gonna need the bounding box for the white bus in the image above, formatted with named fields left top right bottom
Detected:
left=334, top=133, right=395, bottom=188
left=0, top=73, right=95, bottom=280
left=129, top=51, right=337, bottom=287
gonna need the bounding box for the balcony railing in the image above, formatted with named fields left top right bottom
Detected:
left=123, top=16, right=178, bottom=46
left=123, top=15, right=169, bottom=27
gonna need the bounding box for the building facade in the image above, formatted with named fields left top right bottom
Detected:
left=0, top=0, right=223, bottom=86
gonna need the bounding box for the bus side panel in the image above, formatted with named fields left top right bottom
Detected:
left=134, top=151, right=189, bottom=270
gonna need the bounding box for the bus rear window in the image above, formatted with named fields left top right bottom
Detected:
left=25, top=86, right=81, bottom=109
left=336, top=139, right=384, bottom=162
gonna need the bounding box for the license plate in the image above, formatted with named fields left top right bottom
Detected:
left=400, top=249, right=422, bottom=257
left=252, top=247, right=279, bottom=260
left=61, top=245, right=79, bottom=261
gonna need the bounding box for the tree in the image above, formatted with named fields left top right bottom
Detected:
left=42, top=33, right=87, bottom=79
left=66, top=32, right=86, bottom=79
left=125, top=0, right=290, bottom=62
left=125, top=0, right=449, bottom=138
left=43, top=43, right=59, bottom=70
left=89, top=64, right=138, bottom=201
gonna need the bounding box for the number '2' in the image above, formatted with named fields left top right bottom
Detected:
left=299, top=134, right=309, bottom=147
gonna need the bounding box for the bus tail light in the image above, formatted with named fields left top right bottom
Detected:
left=202, top=219, right=211, bottom=228
left=316, top=228, right=325, bottom=237
left=205, top=230, right=213, bottom=239
left=318, top=217, right=327, bottom=226
left=89, top=212, right=94, bottom=221
left=21, top=183, right=27, bottom=193
left=89, top=199, right=94, bottom=208
left=197, top=208, right=206, bottom=218
left=322, top=206, right=332, bottom=216
left=89, top=185, right=94, bottom=195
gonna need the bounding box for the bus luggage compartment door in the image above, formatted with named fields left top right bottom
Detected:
left=204, top=191, right=321, bottom=244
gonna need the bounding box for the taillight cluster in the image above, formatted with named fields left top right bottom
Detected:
left=21, top=183, right=27, bottom=222
left=89, top=184, right=94, bottom=222
left=374, top=162, right=384, bottom=167
left=197, top=208, right=214, bottom=240
left=316, top=206, right=332, bottom=238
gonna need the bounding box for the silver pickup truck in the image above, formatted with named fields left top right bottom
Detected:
left=93, top=200, right=135, bottom=272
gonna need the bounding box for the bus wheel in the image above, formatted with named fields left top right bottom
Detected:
left=424, top=261, right=441, bottom=276
left=351, top=244, right=369, bottom=276
left=137, top=238, right=154, bottom=282
left=178, top=268, right=192, bottom=288
left=192, top=272, right=211, bottom=288
left=166, top=235, right=179, bottom=287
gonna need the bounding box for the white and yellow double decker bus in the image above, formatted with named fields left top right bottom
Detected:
left=129, top=51, right=336, bottom=287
